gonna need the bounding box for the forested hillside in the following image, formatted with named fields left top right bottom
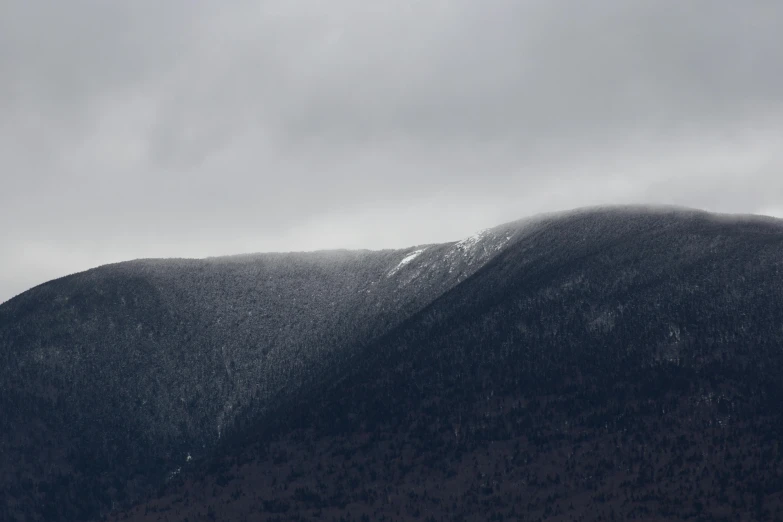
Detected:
left=0, top=226, right=514, bottom=522
left=4, top=206, right=783, bottom=521
left=110, top=207, right=783, bottom=522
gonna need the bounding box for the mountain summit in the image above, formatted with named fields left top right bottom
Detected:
left=3, top=206, right=783, bottom=521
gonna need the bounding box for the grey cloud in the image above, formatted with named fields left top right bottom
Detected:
left=2, top=0, right=783, bottom=303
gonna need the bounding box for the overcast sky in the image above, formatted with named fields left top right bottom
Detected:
left=2, top=0, right=783, bottom=303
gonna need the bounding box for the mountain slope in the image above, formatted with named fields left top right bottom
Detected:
left=0, top=227, right=516, bottom=522
left=107, top=207, right=783, bottom=522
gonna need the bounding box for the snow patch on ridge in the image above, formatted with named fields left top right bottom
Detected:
left=388, top=248, right=426, bottom=277
left=454, top=229, right=490, bottom=252
left=449, top=228, right=511, bottom=261
left=443, top=228, right=514, bottom=280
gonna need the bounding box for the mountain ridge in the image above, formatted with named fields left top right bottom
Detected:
left=115, top=205, right=783, bottom=521
left=3, top=205, right=783, bottom=521
left=0, top=217, right=520, bottom=521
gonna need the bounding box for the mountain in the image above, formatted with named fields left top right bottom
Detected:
left=0, top=223, right=516, bottom=521
left=4, top=206, right=783, bottom=521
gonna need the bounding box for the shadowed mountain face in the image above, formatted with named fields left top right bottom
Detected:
left=4, top=207, right=783, bottom=521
